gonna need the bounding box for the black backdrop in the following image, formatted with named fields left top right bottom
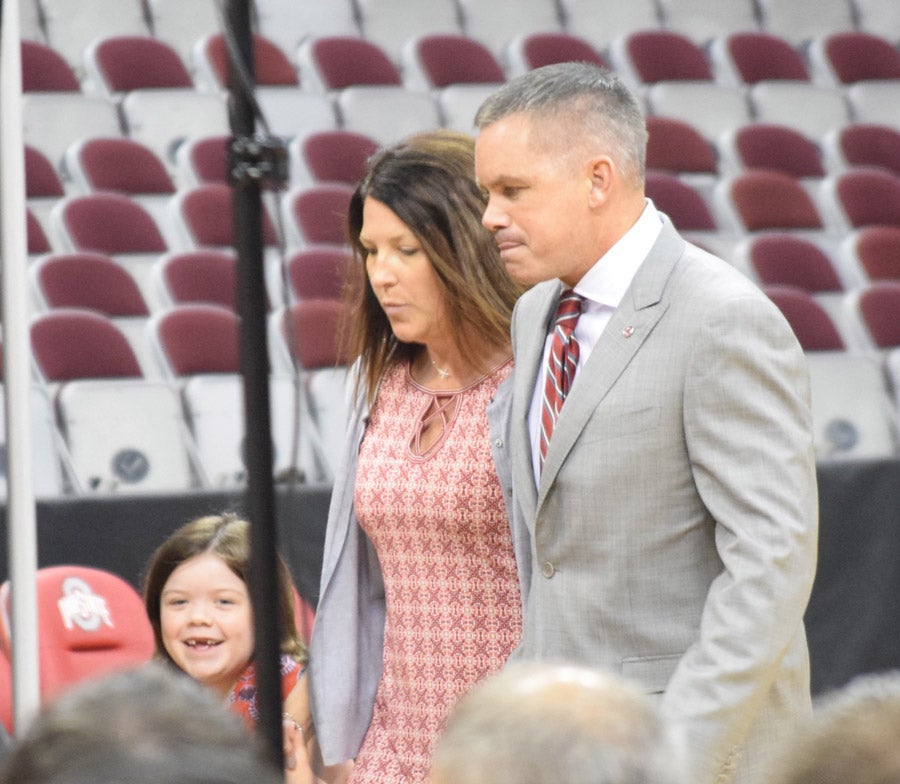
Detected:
left=2, top=460, right=899, bottom=696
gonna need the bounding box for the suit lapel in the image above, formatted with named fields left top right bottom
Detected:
left=536, top=224, right=685, bottom=507
left=511, top=280, right=561, bottom=527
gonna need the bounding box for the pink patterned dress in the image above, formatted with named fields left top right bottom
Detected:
left=350, top=359, right=522, bottom=784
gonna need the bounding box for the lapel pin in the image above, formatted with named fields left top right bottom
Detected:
left=622, top=325, right=635, bottom=338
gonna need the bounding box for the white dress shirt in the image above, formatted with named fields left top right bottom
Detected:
left=528, top=200, right=665, bottom=483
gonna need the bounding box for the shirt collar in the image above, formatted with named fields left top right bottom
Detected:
left=574, top=199, right=664, bottom=309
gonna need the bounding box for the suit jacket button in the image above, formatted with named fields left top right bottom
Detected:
left=540, top=561, right=555, bottom=578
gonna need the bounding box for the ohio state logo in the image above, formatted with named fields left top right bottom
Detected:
left=57, top=576, right=114, bottom=632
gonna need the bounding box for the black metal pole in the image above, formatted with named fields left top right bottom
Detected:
left=222, top=0, right=283, bottom=770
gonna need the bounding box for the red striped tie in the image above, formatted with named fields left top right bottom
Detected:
left=539, top=289, right=583, bottom=470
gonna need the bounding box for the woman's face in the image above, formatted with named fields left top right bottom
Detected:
left=360, top=196, right=450, bottom=348
left=159, top=551, right=254, bottom=699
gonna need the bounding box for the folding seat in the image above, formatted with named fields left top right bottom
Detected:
left=286, top=246, right=353, bottom=301
left=610, top=29, right=715, bottom=90
left=27, top=207, right=53, bottom=255
left=732, top=234, right=859, bottom=344
left=804, top=351, right=898, bottom=460
left=30, top=308, right=202, bottom=492
left=646, top=84, right=752, bottom=144
left=147, top=304, right=321, bottom=484
left=29, top=252, right=159, bottom=377
left=289, top=129, right=378, bottom=187
left=168, top=182, right=280, bottom=252
left=21, top=40, right=123, bottom=171
left=841, top=225, right=900, bottom=284
left=716, top=124, right=826, bottom=187
left=64, top=136, right=179, bottom=249
left=39, top=0, right=148, bottom=74
left=734, top=234, right=854, bottom=293
left=192, top=31, right=335, bottom=138
left=822, top=123, right=900, bottom=176
left=456, top=0, right=563, bottom=60
left=20, top=39, right=81, bottom=92
left=645, top=116, right=718, bottom=197
left=174, top=134, right=230, bottom=186
left=763, top=284, right=847, bottom=352
left=504, top=31, right=607, bottom=77
left=657, top=0, right=760, bottom=46
left=298, top=36, right=441, bottom=144
left=0, top=565, right=155, bottom=701
left=25, top=144, right=66, bottom=242
left=282, top=183, right=355, bottom=249
left=708, top=31, right=810, bottom=88
left=355, top=0, right=462, bottom=64
left=402, top=34, right=506, bottom=92
left=253, top=0, right=360, bottom=61
left=269, top=299, right=353, bottom=479
left=808, top=31, right=900, bottom=87
left=120, top=89, right=229, bottom=169
left=51, top=192, right=169, bottom=306
left=844, top=281, right=900, bottom=351
left=51, top=192, right=169, bottom=257
left=644, top=171, right=737, bottom=261
left=713, top=170, right=830, bottom=237
left=152, top=249, right=241, bottom=311
left=819, top=168, right=900, bottom=233
left=297, top=35, right=402, bottom=92
left=749, top=82, right=851, bottom=143
left=144, top=0, right=221, bottom=64
left=755, top=0, right=856, bottom=46
left=0, top=383, right=71, bottom=498
left=83, top=34, right=193, bottom=99
left=555, top=0, right=661, bottom=53
left=193, top=32, right=298, bottom=92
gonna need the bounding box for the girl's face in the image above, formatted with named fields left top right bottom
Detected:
left=160, top=551, right=254, bottom=699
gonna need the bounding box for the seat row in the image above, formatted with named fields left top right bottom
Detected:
left=20, top=0, right=900, bottom=77
left=0, top=299, right=353, bottom=498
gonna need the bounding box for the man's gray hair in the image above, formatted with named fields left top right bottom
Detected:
left=474, top=62, right=648, bottom=182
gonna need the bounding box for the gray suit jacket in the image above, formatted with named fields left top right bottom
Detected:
left=508, top=220, right=819, bottom=784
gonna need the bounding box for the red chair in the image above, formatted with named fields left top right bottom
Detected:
left=31, top=308, right=144, bottom=382
left=741, top=235, right=845, bottom=294
left=646, top=117, right=718, bottom=176
left=284, top=183, right=354, bottom=247
left=717, top=170, right=825, bottom=233
left=763, top=285, right=846, bottom=351
left=827, top=169, right=900, bottom=231
left=0, top=566, right=155, bottom=702
left=812, top=31, right=900, bottom=85
left=154, top=249, right=241, bottom=310
left=287, top=246, right=352, bottom=301
left=171, top=183, right=279, bottom=250
left=855, top=281, right=900, bottom=350
left=65, top=137, right=176, bottom=197
left=292, top=129, right=378, bottom=186
left=31, top=253, right=150, bottom=317
left=724, top=124, right=825, bottom=179
left=645, top=171, right=718, bottom=231
left=195, top=32, right=299, bottom=90
left=826, top=123, right=900, bottom=177
left=711, top=31, right=810, bottom=85
left=85, top=34, right=193, bottom=96
left=505, top=31, right=606, bottom=76
left=25, top=145, right=65, bottom=199
left=403, top=34, right=505, bottom=89
left=53, top=193, right=168, bottom=255
left=150, top=303, right=241, bottom=377
left=299, top=35, right=402, bottom=90
left=847, top=225, right=900, bottom=282
left=613, top=29, right=714, bottom=85
left=20, top=39, right=80, bottom=92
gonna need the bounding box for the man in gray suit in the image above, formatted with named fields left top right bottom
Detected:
left=473, top=63, right=819, bottom=784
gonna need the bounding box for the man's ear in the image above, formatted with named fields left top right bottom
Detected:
left=587, top=156, right=614, bottom=207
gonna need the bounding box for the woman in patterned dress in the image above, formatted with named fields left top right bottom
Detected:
left=306, top=130, right=525, bottom=784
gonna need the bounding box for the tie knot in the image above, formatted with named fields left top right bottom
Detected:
left=554, top=290, right=583, bottom=325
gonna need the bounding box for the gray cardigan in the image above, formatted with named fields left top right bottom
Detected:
left=306, top=368, right=524, bottom=765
